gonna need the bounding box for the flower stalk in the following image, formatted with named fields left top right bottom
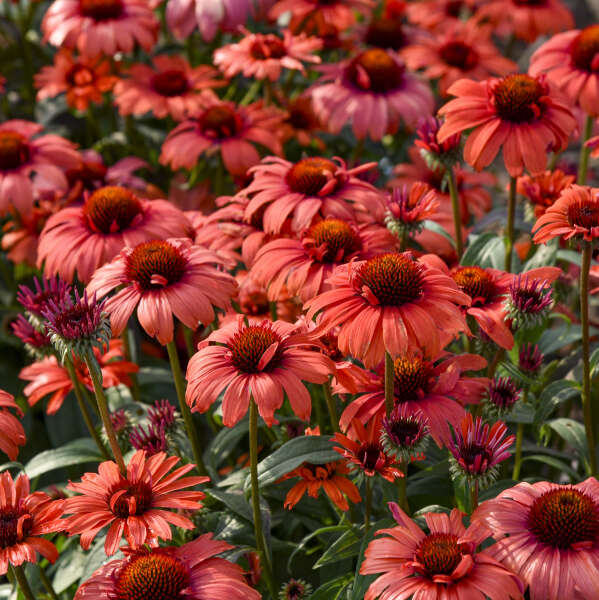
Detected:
left=504, top=176, right=517, bottom=272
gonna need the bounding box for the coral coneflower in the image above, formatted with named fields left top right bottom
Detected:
left=473, top=478, right=599, bottom=600
left=63, top=450, right=208, bottom=556
left=310, top=48, right=434, bottom=140
left=214, top=29, right=322, bottom=82
left=384, top=182, right=440, bottom=238
left=381, top=404, right=429, bottom=462
left=42, top=0, right=158, bottom=56
left=505, top=274, right=554, bottom=328
left=114, top=55, right=224, bottom=121
left=186, top=316, right=334, bottom=427
left=488, top=376, right=522, bottom=413
left=519, top=342, right=543, bottom=375
left=406, top=0, right=476, bottom=30
left=0, top=390, right=26, bottom=461
left=517, top=169, right=575, bottom=217
left=414, top=116, right=462, bottom=171
left=279, top=95, right=324, bottom=148
left=160, top=100, right=283, bottom=176
left=87, top=237, right=237, bottom=344
left=532, top=184, right=599, bottom=243
left=17, top=275, right=72, bottom=328
left=438, top=74, right=576, bottom=177
left=38, top=185, right=190, bottom=284
left=305, top=252, right=470, bottom=368
left=75, top=534, right=261, bottom=599
left=279, top=578, right=312, bottom=600
left=241, top=156, right=381, bottom=234
left=11, top=315, right=52, bottom=356
left=361, top=502, right=524, bottom=600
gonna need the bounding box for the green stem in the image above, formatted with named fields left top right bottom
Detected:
left=323, top=379, right=339, bottom=433
left=581, top=242, right=598, bottom=476
left=166, top=341, right=209, bottom=478
left=446, top=167, right=464, bottom=259
left=504, top=176, right=517, bottom=272
left=39, top=565, right=59, bottom=600
left=384, top=352, right=394, bottom=417
left=249, top=399, right=277, bottom=598
left=12, top=565, right=35, bottom=600
left=269, top=301, right=278, bottom=322
left=470, top=480, right=479, bottom=512
left=64, top=356, right=110, bottom=460
left=578, top=114, right=594, bottom=185
left=84, top=355, right=126, bottom=474
left=364, top=477, right=372, bottom=530
left=398, top=461, right=409, bottom=514
left=183, top=325, right=195, bottom=359
left=512, top=423, right=524, bottom=481
left=121, top=329, right=140, bottom=403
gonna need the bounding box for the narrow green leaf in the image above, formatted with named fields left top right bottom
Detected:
left=23, top=438, right=103, bottom=479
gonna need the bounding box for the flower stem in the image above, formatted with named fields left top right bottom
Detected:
left=323, top=379, right=339, bottom=433
left=578, top=114, right=594, bottom=185
left=504, top=176, right=517, bottom=272
left=121, top=328, right=140, bottom=403
left=182, top=325, right=195, bottom=359
left=384, top=352, right=394, bottom=417
left=166, top=341, right=209, bottom=478
left=12, top=565, right=35, bottom=600
left=470, top=480, right=479, bottom=512
left=39, top=565, right=59, bottom=600
left=446, top=167, right=463, bottom=259
left=398, top=461, right=409, bottom=514
left=512, top=423, right=524, bottom=481
left=249, top=398, right=277, bottom=598
left=364, top=477, right=372, bottom=530
left=64, top=356, right=110, bottom=461
left=580, top=242, right=598, bottom=477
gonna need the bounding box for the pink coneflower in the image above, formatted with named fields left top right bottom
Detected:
left=75, top=534, right=261, bottom=599
left=0, top=472, right=64, bottom=575
left=383, top=182, right=440, bottom=237
left=37, top=185, right=190, bottom=283
left=517, top=169, right=575, bottom=217
left=160, top=100, right=283, bottom=176
left=406, top=0, right=477, bottom=31
left=11, top=315, right=52, bottom=355
left=19, top=339, right=138, bottom=414
left=339, top=350, right=488, bottom=446
left=185, top=316, right=334, bottom=427
left=250, top=218, right=395, bottom=302
left=42, top=0, right=158, bottom=56
left=310, top=48, right=434, bottom=140
left=279, top=95, right=325, bottom=148
left=35, top=49, right=117, bottom=112
left=505, top=273, right=554, bottom=328
left=241, top=156, right=382, bottom=234
left=0, top=120, right=79, bottom=216
left=17, top=275, right=71, bottom=323
left=381, top=404, right=429, bottom=462
left=361, top=502, right=524, bottom=600
left=129, top=422, right=168, bottom=456
left=87, top=237, right=237, bottom=344
left=488, top=376, right=521, bottom=413
left=63, top=450, right=208, bottom=556
left=214, top=29, right=322, bottom=82
left=438, top=74, right=577, bottom=177
left=519, top=342, right=543, bottom=375
left=114, top=55, right=224, bottom=121
left=305, top=252, right=470, bottom=368
left=0, top=390, right=26, bottom=461
left=402, top=20, right=516, bottom=96
left=473, top=478, right=599, bottom=600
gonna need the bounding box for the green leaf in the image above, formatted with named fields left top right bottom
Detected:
left=461, top=232, right=505, bottom=269
left=421, top=220, right=456, bottom=249
left=287, top=525, right=349, bottom=572
left=522, top=454, right=579, bottom=481
left=524, top=240, right=558, bottom=270
left=547, top=418, right=589, bottom=468
left=311, top=575, right=353, bottom=600
left=206, top=418, right=248, bottom=480
left=557, top=249, right=582, bottom=267
left=314, top=527, right=362, bottom=569
left=23, top=438, right=104, bottom=479
left=535, top=380, right=580, bottom=426
left=538, top=324, right=582, bottom=356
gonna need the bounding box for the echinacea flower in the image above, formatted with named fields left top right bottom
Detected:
left=519, top=342, right=543, bottom=375
left=384, top=182, right=440, bottom=238
left=160, top=100, right=283, bottom=176
left=279, top=579, right=312, bottom=600
left=129, top=422, right=168, bottom=456
left=241, top=156, right=381, bottom=234
left=487, top=376, right=521, bottom=413
left=532, top=184, right=599, bottom=243
left=214, top=29, right=322, bottom=82
left=504, top=274, right=554, bottom=329
left=437, top=74, right=577, bottom=177
left=11, top=315, right=52, bottom=356
left=75, top=534, right=261, bottom=600
left=114, top=55, right=224, bottom=121
left=310, top=48, right=434, bottom=140
left=473, top=478, right=599, bottom=600
left=0, top=390, right=26, bottom=461
left=279, top=95, right=324, bottom=148
left=381, top=404, right=429, bottom=462
left=0, top=119, right=79, bottom=216
left=17, top=275, right=72, bottom=330
left=517, top=169, right=575, bottom=217
left=87, top=237, right=237, bottom=344
left=361, top=502, right=524, bottom=600
left=63, top=450, right=208, bottom=556
left=35, top=49, right=117, bottom=112
left=406, top=0, right=477, bottom=31
left=186, top=316, right=334, bottom=427
left=414, top=116, right=462, bottom=171
left=0, top=472, right=64, bottom=575
left=19, top=339, right=138, bottom=414
left=42, top=0, right=159, bottom=56
left=305, top=252, right=470, bottom=368
left=38, top=185, right=190, bottom=284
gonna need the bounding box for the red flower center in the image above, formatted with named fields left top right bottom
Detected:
left=115, top=551, right=191, bottom=600
left=393, top=356, right=434, bottom=401
left=364, top=19, right=406, bottom=51
left=0, top=510, right=32, bottom=548
left=357, top=442, right=384, bottom=472
left=67, top=159, right=108, bottom=188
left=445, top=0, right=464, bottom=17
left=80, top=0, right=123, bottom=20
left=228, top=324, right=284, bottom=373
left=307, top=219, right=361, bottom=263
left=571, top=26, right=599, bottom=72
left=416, top=533, right=463, bottom=577
left=84, top=186, right=143, bottom=234
left=567, top=198, right=599, bottom=230
left=439, top=41, right=479, bottom=70
left=112, top=482, right=153, bottom=518
left=358, top=253, right=424, bottom=306
left=452, top=266, right=495, bottom=306
left=151, top=70, right=190, bottom=97
left=250, top=36, right=287, bottom=60
left=0, top=131, right=30, bottom=171
left=66, top=65, right=95, bottom=87
left=528, top=488, right=599, bottom=548
left=126, top=240, right=188, bottom=290
left=513, top=0, right=546, bottom=4
left=492, top=74, right=546, bottom=123
left=384, top=413, right=425, bottom=447
left=286, top=157, right=338, bottom=196
left=301, top=462, right=337, bottom=481
left=286, top=101, right=316, bottom=130
left=347, top=49, right=405, bottom=93
left=283, top=580, right=307, bottom=600
left=199, top=105, right=242, bottom=139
